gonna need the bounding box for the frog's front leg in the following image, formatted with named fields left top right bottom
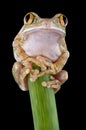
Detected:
left=28, top=51, right=69, bottom=81
left=51, top=50, right=70, bottom=74
left=36, top=50, right=70, bottom=78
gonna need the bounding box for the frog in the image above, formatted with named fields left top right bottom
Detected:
left=12, top=12, right=70, bottom=93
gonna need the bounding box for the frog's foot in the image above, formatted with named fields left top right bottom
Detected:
left=19, top=65, right=41, bottom=88
left=22, top=55, right=53, bottom=71
left=36, top=56, right=53, bottom=71
left=42, top=79, right=61, bottom=93
left=41, top=70, right=68, bottom=93
left=12, top=62, right=40, bottom=90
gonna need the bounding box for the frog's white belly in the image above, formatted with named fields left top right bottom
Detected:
left=22, top=31, right=61, bottom=62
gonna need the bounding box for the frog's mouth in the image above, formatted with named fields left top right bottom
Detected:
left=23, top=26, right=65, bottom=35
left=22, top=27, right=65, bottom=62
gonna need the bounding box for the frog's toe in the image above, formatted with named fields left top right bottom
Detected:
left=42, top=79, right=61, bottom=93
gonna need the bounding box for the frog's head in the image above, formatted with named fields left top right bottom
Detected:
left=14, top=12, right=68, bottom=62
left=20, top=12, right=68, bottom=36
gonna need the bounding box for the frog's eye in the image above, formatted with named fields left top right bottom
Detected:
left=59, top=14, right=68, bottom=26
left=24, top=13, right=35, bottom=24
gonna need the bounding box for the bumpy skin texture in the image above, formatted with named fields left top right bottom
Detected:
left=12, top=12, right=70, bottom=93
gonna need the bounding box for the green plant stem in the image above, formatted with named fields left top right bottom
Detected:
left=28, top=74, right=60, bottom=130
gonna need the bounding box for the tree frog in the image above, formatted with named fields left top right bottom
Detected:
left=12, top=12, right=69, bottom=93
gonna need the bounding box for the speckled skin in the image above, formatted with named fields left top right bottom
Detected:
left=12, top=12, right=69, bottom=93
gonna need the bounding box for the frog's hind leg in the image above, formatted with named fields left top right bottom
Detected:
left=51, top=51, right=70, bottom=74
left=54, top=70, right=68, bottom=84
left=42, top=70, right=68, bottom=93
left=12, top=62, right=30, bottom=91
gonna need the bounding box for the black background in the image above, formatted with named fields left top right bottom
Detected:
left=0, top=0, right=84, bottom=130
